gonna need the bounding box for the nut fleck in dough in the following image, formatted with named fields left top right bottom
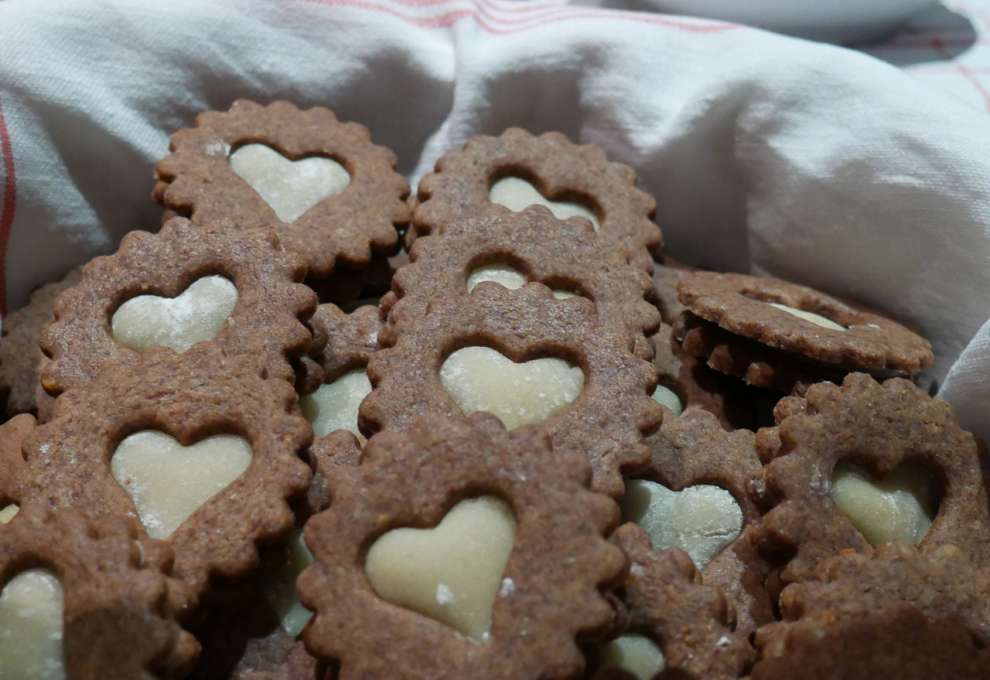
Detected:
left=440, top=347, right=584, bottom=430
left=830, top=461, right=935, bottom=547
left=0, top=569, right=65, bottom=680
left=111, top=275, right=238, bottom=353
left=364, top=496, right=516, bottom=641
left=596, top=634, right=666, bottom=680
left=264, top=528, right=316, bottom=638
left=768, top=302, right=846, bottom=332
left=229, top=144, right=351, bottom=223
left=488, top=176, right=599, bottom=229
left=111, top=430, right=252, bottom=539
left=301, top=369, right=372, bottom=439
left=622, top=479, right=743, bottom=569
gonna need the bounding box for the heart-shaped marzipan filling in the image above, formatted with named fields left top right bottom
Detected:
left=830, top=461, right=936, bottom=547
left=466, top=264, right=577, bottom=300
left=488, top=176, right=599, bottom=230
left=111, top=275, right=238, bottom=353
left=229, top=144, right=350, bottom=223
left=440, top=347, right=584, bottom=430
left=621, top=479, right=743, bottom=569
left=767, top=302, right=846, bottom=332
left=0, top=569, right=65, bottom=680
left=364, top=496, right=516, bottom=641
left=300, top=369, right=372, bottom=440
left=263, top=528, right=316, bottom=637
left=111, top=431, right=252, bottom=539
left=595, top=634, right=665, bottom=680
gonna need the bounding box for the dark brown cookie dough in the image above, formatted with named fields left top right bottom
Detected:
left=41, top=218, right=316, bottom=395
left=0, top=267, right=81, bottom=418
left=754, top=373, right=990, bottom=584
left=154, top=99, right=409, bottom=277
left=385, top=207, right=659, bottom=359
left=361, top=283, right=663, bottom=497
left=0, top=413, right=34, bottom=507
left=590, top=524, right=753, bottom=680
left=301, top=303, right=383, bottom=388
left=298, top=413, right=625, bottom=679
left=414, top=128, right=661, bottom=270
left=19, top=344, right=313, bottom=611
left=0, top=509, right=199, bottom=679
left=651, top=257, right=692, bottom=324
left=677, top=271, right=934, bottom=376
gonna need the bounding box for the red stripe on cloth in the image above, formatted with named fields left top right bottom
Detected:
left=0, top=101, right=15, bottom=316
left=932, top=36, right=990, bottom=112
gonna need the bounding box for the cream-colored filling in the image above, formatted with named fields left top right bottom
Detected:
left=0, top=504, right=19, bottom=524
left=465, top=264, right=577, bottom=300
left=622, top=480, right=743, bottom=569
left=439, top=347, right=584, bottom=430
left=0, top=569, right=65, bottom=680
left=651, top=385, right=683, bottom=416
left=229, top=144, right=350, bottom=223
left=300, top=369, right=372, bottom=440
left=831, top=461, right=935, bottom=547
left=768, top=302, right=846, bottom=331
left=111, top=431, right=252, bottom=539
left=488, top=177, right=599, bottom=230
left=264, top=528, right=315, bottom=638
left=111, top=275, right=237, bottom=353
left=597, top=634, right=665, bottom=680
left=365, top=496, right=516, bottom=641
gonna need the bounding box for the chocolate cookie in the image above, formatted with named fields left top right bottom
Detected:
left=676, top=272, right=934, bottom=388
left=0, top=509, right=199, bottom=679
left=298, top=414, right=624, bottom=679
left=588, top=524, right=753, bottom=680
left=361, top=283, right=663, bottom=497
left=0, top=266, right=81, bottom=418
left=384, top=207, right=659, bottom=359
left=754, top=373, right=990, bottom=584
left=19, top=344, right=313, bottom=611
left=41, top=219, right=316, bottom=395
left=414, top=128, right=661, bottom=270
left=0, top=413, right=34, bottom=510
left=154, top=99, right=409, bottom=277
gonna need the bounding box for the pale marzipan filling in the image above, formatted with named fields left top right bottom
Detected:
left=488, top=177, right=599, bottom=230
left=111, top=431, right=252, bottom=539
left=365, top=496, right=516, bottom=641
left=229, top=143, right=350, bottom=223
left=466, top=264, right=578, bottom=300
left=301, top=369, right=372, bottom=440
left=440, top=347, right=584, bottom=430
left=111, top=275, right=237, bottom=353
left=597, top=634, right=665, bottom=680
left=831, top=461, right=935, bottom=547
left=263, top=528, right=315, bottom=637
left=0, top=569, right=66, bottom=680
left=651, top=385, right=683, bottom=415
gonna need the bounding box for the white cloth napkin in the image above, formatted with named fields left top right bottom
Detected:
left=0, top=0, right=987, bottom=438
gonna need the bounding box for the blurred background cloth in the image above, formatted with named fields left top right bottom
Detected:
left=0, top=0, right=987, bottom=436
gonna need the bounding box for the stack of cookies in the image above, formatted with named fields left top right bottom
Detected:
left=0, top=100, right=988, bottom=680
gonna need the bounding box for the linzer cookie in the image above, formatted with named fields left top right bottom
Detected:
left=19, top=344, right=312, bottom=610
left=589, top=524, right=753, bottom=680
left=651, top=256, right=693, bottom=324
left=0, top=413, right=34, bottom=517
left=298, top=414, right=625, bottom=679
left=754, top=373, right=990, bottom=584
left=753, top=544, right=990, bottom=679
left=0, top=266, right=81, bottom=418
left=0, top=509, right=199, bottom=679
left=40, top=218, right=316, bottom=395
left=383, top=207, right=660, bottom=359
left=413, top=128, right=661, bottom=269
left=623, top=407, right=773, bottom=632
left=361, top=283, right=663, bottom=497
left=676, top=271, right=934, bottom=391
left=154, top=99, right=409, bottom=276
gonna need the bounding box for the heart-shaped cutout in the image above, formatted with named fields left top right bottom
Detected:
left=111, top=431, right=252, bottom=539
left=440, top=346, right=584, bottom=430
left=830, top=461, right=935, bottom=547
left=466, top=264, right=578, bottom=300
left=621, top=480, right=743, bottom=569
left=300, top=369, right=372, bottom=440
left=595, top=634, right=666, bottom=680
left=229, top=144, right=350, bottom=223
left=488, top=176, right=599, bottom=230
left=0, top=569, right=66, bottom=679
left=768, top=302, right=846, bottom=332
left=111, top=275, right=238, bottom=353
left=365, top=496, right=516, bottom=641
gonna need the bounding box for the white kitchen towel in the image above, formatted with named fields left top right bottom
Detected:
left=0, top=0, right=987, bottom=437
